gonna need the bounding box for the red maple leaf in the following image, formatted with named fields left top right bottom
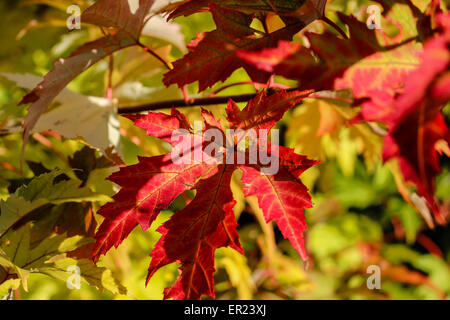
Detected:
left=237, top=13, right=381, bottom=91
left=163, top=3, right=324, bottom=91
left=237, top=11, right=424, bottom=123
left=382, top=13, right=450, bottom=224
left=330, top=11, right=450, bottom=223
left=147, top=164, right=241, bottom=300
left=239, top=147, right=317, bottom=261
left=94, top=90, right=318, bottom=299
left=93, top=109, right=216, bottom=260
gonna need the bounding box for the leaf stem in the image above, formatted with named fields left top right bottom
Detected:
left=106, top=55, right=114, bottom=100
left=137, top=42, right=173, bottom=70
left=321, top=16, right=349, bottom=39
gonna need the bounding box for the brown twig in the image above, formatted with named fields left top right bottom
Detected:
left=118, top=87, right=311, bottom=114
left=118, top=93, right=263, bottom=114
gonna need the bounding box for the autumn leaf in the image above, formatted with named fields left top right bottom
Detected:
left=163, top=3, right=322, bottom=91
left=374, top=0, right=441, bottom=41
left=382, top=13, right=450, bottom=224
left=237, top=10, right=450, bottom=223
left=92, top=108, right=217, bottom=261
left=239, top=147, right=317, bottom=261
left=19, top=35, right=135, bottom=146
left=2, top=0, right=450, bottom=302
left=226, top=89, right=313, bottom=132
left=1, top=73, right=120, bottom=154
left=18, top=0, right=157, bottom=146
left=92, top=153, right=215, bottom=262
left=333, top=2, right=423, bottom=124
left=94, top=90, right=317, bottom=299
left=147, top=165, right=241, bottom=300
left=81, top=0, right=155, bottom=40
left=238, top=13, right=381, bottom=91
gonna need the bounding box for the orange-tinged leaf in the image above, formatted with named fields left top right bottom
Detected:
left=336, top=42, right=421, bottom=124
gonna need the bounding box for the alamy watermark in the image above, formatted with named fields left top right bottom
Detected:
left=366, top=265, right=381, bottom=290
left=366, top=5, right=382, bottom=30
left=66, top=265, right=81, bottom=290
left=66, top=5, right=81, bottom=30
left=171, top=121, right=280, bottom=175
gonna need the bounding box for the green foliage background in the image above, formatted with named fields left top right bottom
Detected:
left=0, top=0, right=449, bottom=300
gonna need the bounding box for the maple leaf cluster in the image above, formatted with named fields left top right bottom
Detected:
left=95, top=90, right=317, bottom=299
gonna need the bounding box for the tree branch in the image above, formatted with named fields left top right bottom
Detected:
left=118, top=88, right=315, bottom=114
left=118, top=93, right=262, bottom=114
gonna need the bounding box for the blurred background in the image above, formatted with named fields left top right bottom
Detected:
left=0, top=0, right=449, bottom=300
